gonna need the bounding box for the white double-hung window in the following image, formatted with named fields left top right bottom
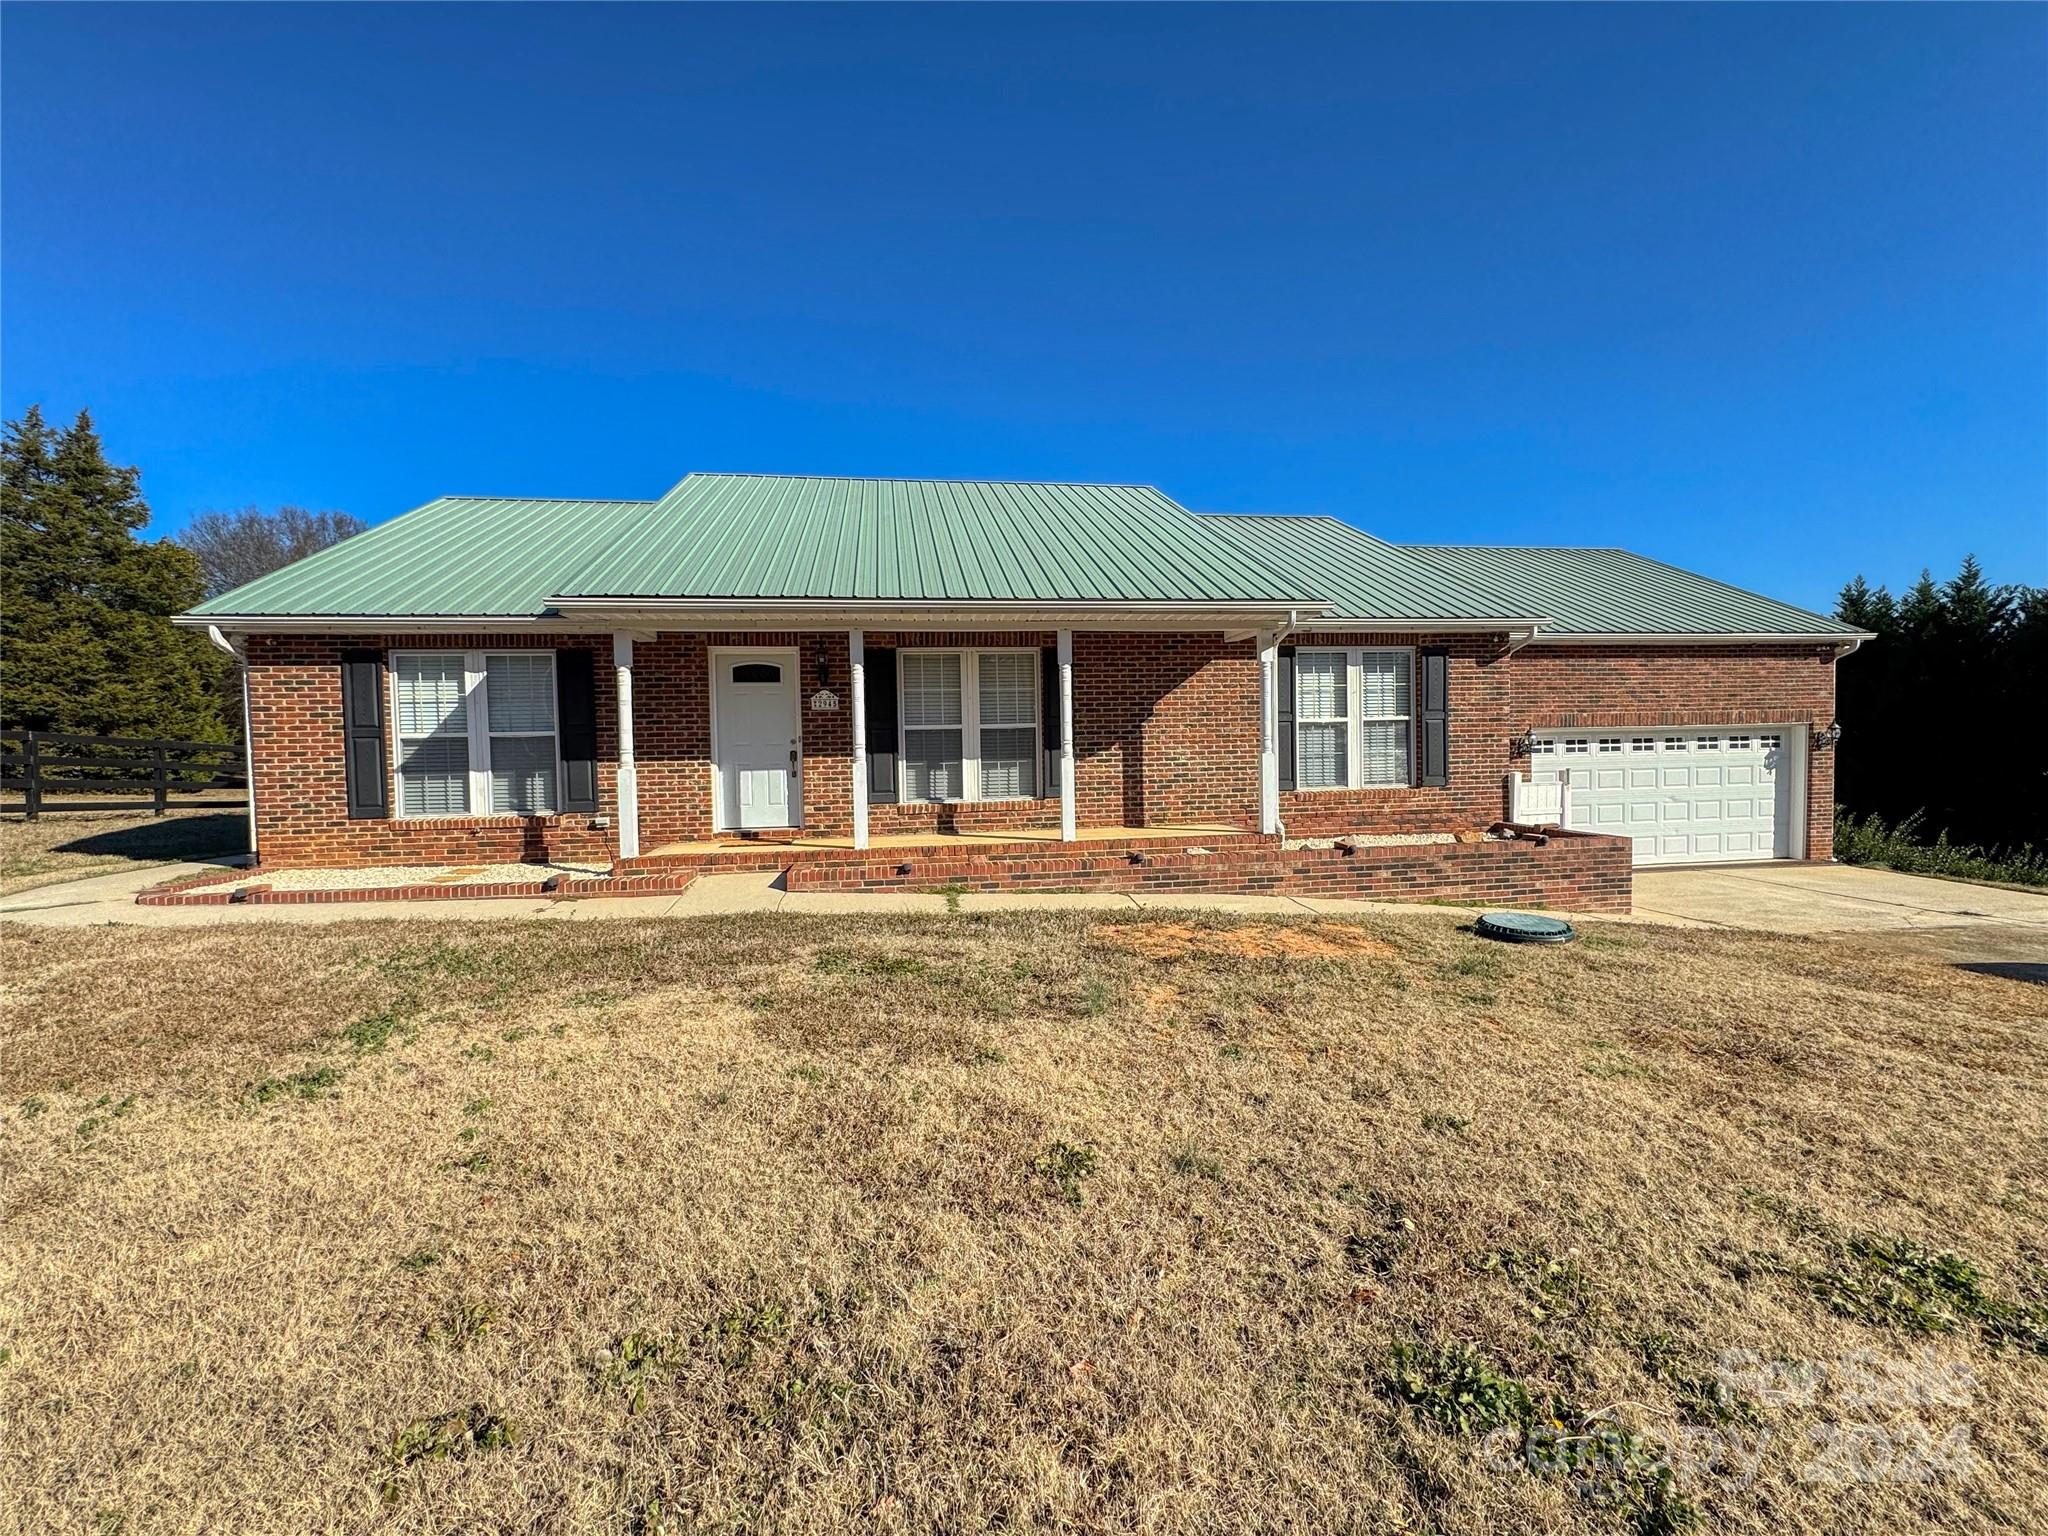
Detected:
left=1293, top=648, right=1413, bottom=790
left=392, top=651, right=560, bottom=817
left=899, top=649, right=1040, bottom=803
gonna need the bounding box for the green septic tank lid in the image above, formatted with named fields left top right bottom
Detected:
left=1475, top=912, right=1576, bottom=944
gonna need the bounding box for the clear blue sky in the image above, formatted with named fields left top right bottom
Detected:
left=5, top=3, right=2043, bottom=610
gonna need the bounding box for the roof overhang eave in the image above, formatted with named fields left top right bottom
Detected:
left=543, top=596, right=1334, bottom=630
left=174, top=612, right=593, bottom=634
left=1290, top=615, right=1552, bottom=634
left=1528, top=629, right=1876, bottom=654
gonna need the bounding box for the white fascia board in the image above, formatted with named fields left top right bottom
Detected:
left=541, top=598, right=1331, bottom=630
left=1529, top=630, right=1875, bottom=651
left=174, top=613, right=611, bottom=634
left=1291, top=616, right=1552, bottom=634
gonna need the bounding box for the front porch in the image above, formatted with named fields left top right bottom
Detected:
left=608, top=628, right=1285, bottom=859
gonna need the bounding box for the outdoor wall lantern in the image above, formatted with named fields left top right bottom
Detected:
left=1813, top=721, right=1844, bottom=750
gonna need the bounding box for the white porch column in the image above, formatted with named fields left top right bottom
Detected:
left=612, top=631, right=640, bottom=859
left=849, top=630, right=869, bottom=850
left=1057, top=628, right=1077, bottom=843
left=1257, top=630, right=1280, bottom=835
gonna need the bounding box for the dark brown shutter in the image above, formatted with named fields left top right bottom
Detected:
left=1418, top=646, right=1450, bottom=788
left=342, top=650, right=389, bottom=819
left=1040, top=646, right=1062, bottom=794
left=865, top=647, right=898, bottom=803
left=1277, top=646, right=1296, bottom=793
left=556, top=649, right=598, bottom=813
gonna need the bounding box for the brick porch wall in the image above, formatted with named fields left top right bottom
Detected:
left=1073, top=632, right=1261, bottom=827
left=784, top=827, right=1632, bottom=914
left=1506, top=643, right=1839, bottom=860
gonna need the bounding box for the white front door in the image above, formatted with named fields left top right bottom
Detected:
left=1530, top=726, right=1805, bottom=866
left=713, top=652, right=801, bottom=830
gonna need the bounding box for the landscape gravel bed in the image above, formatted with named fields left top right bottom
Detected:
left=1283, top=832, right=1458, bottom=851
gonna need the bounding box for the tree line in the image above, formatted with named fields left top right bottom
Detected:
left=1834, top=559, right=2047, bottom=852
left=2, top=406, right=362, bottom=743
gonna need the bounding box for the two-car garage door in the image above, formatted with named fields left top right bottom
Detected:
left=1530, top=727, right=1806, bottom=866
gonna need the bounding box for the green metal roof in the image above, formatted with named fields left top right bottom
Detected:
left=185, top=474, right=1861, bottom=640
left=557, top=474, right=1312, bottom=604
left=1199, top=514, right=1543, bottom=624
left=1406, top=544, right=1862, bottom=638
left=188, top=497, right=656, bottom=618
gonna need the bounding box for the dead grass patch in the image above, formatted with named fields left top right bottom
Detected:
left=0, top=809, right=246, bottom=896
left=1, top=910, right=2044, bottom=1534
left=1094, top=920, right=1399, bottom=961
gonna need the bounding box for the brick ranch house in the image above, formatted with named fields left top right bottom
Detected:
left=178, top=475, right=1869, bottom=911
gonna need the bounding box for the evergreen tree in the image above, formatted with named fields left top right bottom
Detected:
left=1, top=407, right=228, bottom=741
left=1834, top=554, right=2047, bottom=850
left=1833, top=575, right=1895, bottom=634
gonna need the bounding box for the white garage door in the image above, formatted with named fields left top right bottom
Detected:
left=1530, top=727, right=1805, bottom=866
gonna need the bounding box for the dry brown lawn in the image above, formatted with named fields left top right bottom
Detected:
left=1, top=909, right=2044, bottom=1535
left=0, top=810, right=247, bottom=896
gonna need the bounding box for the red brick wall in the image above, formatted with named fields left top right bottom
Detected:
left=1280, top=632, right=1514, bottom=836
left=1073, top=632, right=1260, bottom=827
left=1507, top=643, right=1839, bottom=860
left=784, top=827, right=1632, bottom=914
left=245, top=633, right=618, bottom=868
left=244, top=627, right=1841, bottom=869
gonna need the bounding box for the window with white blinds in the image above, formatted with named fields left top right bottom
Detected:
left=898, top=650, right=1041, bottom=803
left=394, top=653, right=471, bottom=815
left=1294, top=651, right=1349, bottom=791
left=1293, top=647, right=1414, bottom=792
left=484, top=654, right=558, bottom=813
left=1358, top=651, right=1412, bottom=787
left=901, top=653, right=965, bottom=803
left=392, top=651, right=561, bottom=817
left=976, top=652, right=1038, bottom=799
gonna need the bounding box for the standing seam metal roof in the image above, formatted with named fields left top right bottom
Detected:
left=555, top=474, right=1318, bottom=603
left=187, top=497, right=658, bottom=619
left=1405, top=544, right=1861, bottom=637
left=1198, top=514, right=1543, bottom=622
left=185, top=475, right=1859, bottom=637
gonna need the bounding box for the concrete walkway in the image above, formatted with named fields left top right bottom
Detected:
left=8, top=859, right=2041, bottom=962
left=0, top=858, right=1633, bottom=930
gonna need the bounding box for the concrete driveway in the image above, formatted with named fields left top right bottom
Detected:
left=1634, top=862, right=2048, bottom=977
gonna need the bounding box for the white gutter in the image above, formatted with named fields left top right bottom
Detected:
left=1529, top=630, right=1876, bottom=651
left=205, top=625, right=258, bottom=866
left=174, top=614, right=609, bottom=634
left=175, top=601, right=1341, bottom=634
left=1291, top=616, right=1552, bottom=635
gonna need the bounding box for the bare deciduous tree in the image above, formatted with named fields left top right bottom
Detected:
left=178, top=505, right=366, bottom=599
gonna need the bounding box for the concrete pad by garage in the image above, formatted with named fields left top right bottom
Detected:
left=1634, top=863, right=2048, bottom=965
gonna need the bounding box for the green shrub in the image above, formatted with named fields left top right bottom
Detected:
left=1835, top=809, right=2048, bottom=887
